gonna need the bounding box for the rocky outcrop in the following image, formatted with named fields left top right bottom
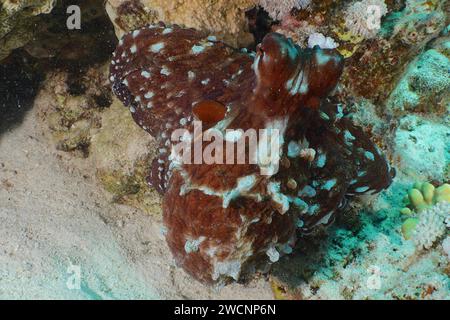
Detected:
left=105, top=0, right=256, bottom=47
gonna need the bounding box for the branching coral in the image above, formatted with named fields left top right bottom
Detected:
left=400, top=182, right=450, bottom=248
left=258, top=0, right=311, bottom=20
left=344, top=0, right=388, bottom=39
left=411, top=202, right=449, bottom=250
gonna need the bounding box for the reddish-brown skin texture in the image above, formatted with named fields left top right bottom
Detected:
left=110, top=23, right=394, bottom=284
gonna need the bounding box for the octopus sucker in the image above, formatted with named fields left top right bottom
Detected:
left=110, top=22, right=393, bottom=284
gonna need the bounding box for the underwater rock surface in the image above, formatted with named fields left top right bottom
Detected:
left=394, top=115, right=449, bottom=181
left=105, top=0, right=256, bottom=47
left=387, top=48, right=450, bottom=115
left=109, top=23, right=394, bottom=284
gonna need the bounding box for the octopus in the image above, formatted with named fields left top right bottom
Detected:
left=110, top=22, right=394, bottom=284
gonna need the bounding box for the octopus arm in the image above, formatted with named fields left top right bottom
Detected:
left=292, top=106, right=393, bottom=230
left=335, top=118, right=394, bottom=195
left=109, top=22, right=254, bottom=138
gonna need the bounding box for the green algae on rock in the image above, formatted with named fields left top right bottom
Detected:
left=91, top=100, right=162, bottom=215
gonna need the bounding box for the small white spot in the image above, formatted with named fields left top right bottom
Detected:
left=161, top=67, right=171, bottom=76
left=188, top=71, right=195, bottom=80
left=122, top=79, right=128, bottom=86
left=364, top=151, right=375, bottom=161
left=132, top=30, right=140, bottom=38
left=130, top=44, right=137, bottom=54
left=184, top=237, right=206, bottom=254
left=162, top=28, right=173, bottom=34
left=192, top=45, right=205, bottom=54
left=147, top=102, right=153, bottom=109
left=179, top=118, right=187, bottom=126
left=299, top=185, right=316, bottom=197
left=344, top=130, right=356, bottom=144
left=266, top=246, right=280, bottom=263
left=201, top=78, right=210, bottom=85
left=321, top=179, right=337, bottom=191
left=141, top=71, right=151, bottom=78
left=316, top=153, right=327, bottom=168
left=288, top=141, right=301, bottom=158
left=144, top=91, right=154, bottom=99
left=130, top=106, right=136, bottom=113
left=308, top=204, right=320, bottom=215
left=355, top=186, right=369, bottom=193
left=150, top=42, right=165, bottom=53
left=207, top=35, right=217, bottom=41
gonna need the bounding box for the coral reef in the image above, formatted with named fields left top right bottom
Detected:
left=343, top=0, right=388, bottom=39
left=258, top=0, right=311, bottom=21
left=307, top=32, right=339, bottom=49
left=105, top=0, right=256, bottom=47
left=386, top=48, right=450, bottom=115
left=389, top=0, right=446, bottom=45
left=109, top=23, right=393, bottom=284
left=410, top=201, right=449, bottom=249
left=271, top=178, right=449, bottom=300
left=341, top=0, right=446, bottom=103
left=1, top=0, right=447, bottom=300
